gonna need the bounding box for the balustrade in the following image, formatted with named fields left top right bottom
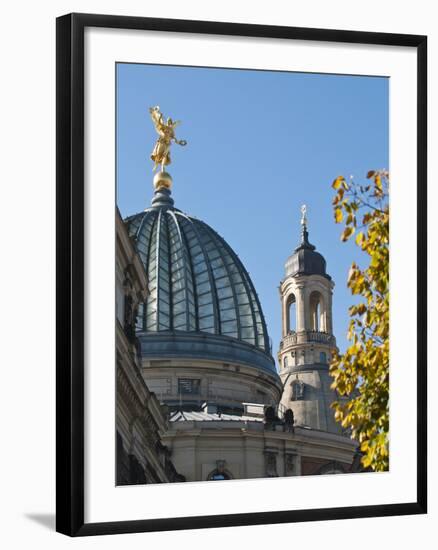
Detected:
left=280, top=330, right=334, bottom=349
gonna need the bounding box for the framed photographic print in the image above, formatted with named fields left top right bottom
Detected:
left=56, top=12, right=427, bottom=536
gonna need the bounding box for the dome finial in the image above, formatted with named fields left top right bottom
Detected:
left=148, top=106, right=187, bottom=208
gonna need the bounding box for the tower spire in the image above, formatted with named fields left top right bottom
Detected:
left=296, top=204, right=315, bottom=251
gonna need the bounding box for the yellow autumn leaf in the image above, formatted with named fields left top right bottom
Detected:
left=355, top=232, right=364, bottom=245
left=341, top=226, right=354, bottom=241
left=332, top=176, right=345, bottom=189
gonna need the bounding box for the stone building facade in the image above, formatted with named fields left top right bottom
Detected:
left=116, top=208, right=184, bottom=484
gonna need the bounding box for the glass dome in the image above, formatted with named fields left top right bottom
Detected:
left=124, top=189, right=271, bottom=355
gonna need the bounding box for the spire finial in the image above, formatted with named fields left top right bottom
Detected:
left=301, top=204, right=308, bottom=229
left=295, top=204, right=315, bottom=251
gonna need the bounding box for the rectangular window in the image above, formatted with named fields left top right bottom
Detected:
left=178, top=378, right=201, bottom=395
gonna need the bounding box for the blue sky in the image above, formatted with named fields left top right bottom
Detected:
left=116, top=63, right=388, bottom=357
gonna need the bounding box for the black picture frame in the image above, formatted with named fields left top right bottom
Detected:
left=56, top=12, right=427, bottom=537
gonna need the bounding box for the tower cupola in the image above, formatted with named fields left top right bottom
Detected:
left=284, top=219, right=330, bottom=280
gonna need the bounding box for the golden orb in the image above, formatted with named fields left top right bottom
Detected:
left=153, top=171, right=173, bottom=190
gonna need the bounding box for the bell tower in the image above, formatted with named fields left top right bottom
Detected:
left=278, top=206, right=341, bottom=433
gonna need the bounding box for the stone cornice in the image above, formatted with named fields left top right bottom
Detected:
left=117, top=358, right=167, bottom=433
left=164, top=422, right=356, bottom=448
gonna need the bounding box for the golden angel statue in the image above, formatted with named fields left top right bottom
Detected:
left=149, top=106, right=187, bottom=172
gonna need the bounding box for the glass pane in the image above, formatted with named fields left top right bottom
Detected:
left=207, top=249, right=221, bottom=261
left=240, top=315, right=253, bottom=327
left=210, top=258, right=223, bottom=269
left=217, top=286, right=233, bottom=299
left=173, top=312, right=186, bottom=326
left=213, top=266, right=226, bottom=278
left=239, top=304, right=252, bottom=316
left=195, top=270, right=209, bottom=284
left=220, top=308, right=236, bottom=321
left=230, top=271, right=243, bottom=283
left=173, top=301, right=186, bottom=314
left=193, top=261, right=207, bottom=274
left=203, top=241, right=216, bottom=252
left=199, top=316, right=214, bottom=330
left=236, top=293, right=250, bottom=305
left=234, top=283, right=246, bottom=294
left=174, top=289, right=185, bottom=303
left=198, top=292, right=213, bottom=305
left=221, top=320, right=237, bottom=332
left=159, top=268, right=169, bottom=284
left=215, top=276, right=229, bottom=289
left=190, top=245, right=202, bottom=257
left=241, top=327, right=255, bottom=338
left=199, top=303, right=214, bottom=317
left=172, top=278, right=185, bottom=291
left=196, top=281, right=211, bottom=294
left=219, top=297, right=234, bottom=310
left=159, top=310, right=169, bottom=322
left=191, top=252, right=205, bottom=265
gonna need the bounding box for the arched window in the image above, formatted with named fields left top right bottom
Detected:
left=208, top=471, right=231, bottom=481
left=317, top=461, right=345, bottom=475
left=320, top=351, right=327, bottom=364
left=309, top=291, right=324, bottom=331
left=207, top=460, right=232, bottom=481
left=286, top=294, right=297, bottom=332
left=283, top=355, right=289, bottom=369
